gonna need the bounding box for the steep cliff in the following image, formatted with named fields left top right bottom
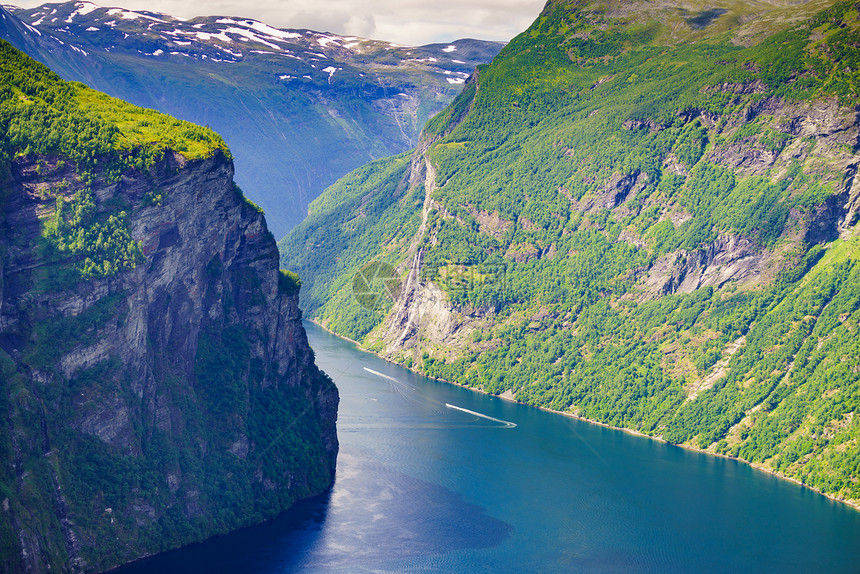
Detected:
left=0, top=41, right=337, bottom=572
left=282, top=0, right=860, bottom=507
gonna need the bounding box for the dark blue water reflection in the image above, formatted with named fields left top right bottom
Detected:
left=116, top=322, right=860, bottom=573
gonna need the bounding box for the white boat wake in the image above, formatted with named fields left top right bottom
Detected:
left=363, top=367, right=399, bottom=383
left=445, top=404, right=517, bottom=428
left=361, top=367, right=517, bottom=429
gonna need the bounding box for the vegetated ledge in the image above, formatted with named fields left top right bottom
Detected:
left=309, top=316, right=860, bottom=513
left=0, top=148, right=338, bottom=573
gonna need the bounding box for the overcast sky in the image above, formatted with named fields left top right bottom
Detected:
left=12, top=0, right=548, bottom=45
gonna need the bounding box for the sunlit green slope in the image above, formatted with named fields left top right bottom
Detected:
left=0, top=38, right=229, bottom=280
left=282, top=0, right=860, bottom=505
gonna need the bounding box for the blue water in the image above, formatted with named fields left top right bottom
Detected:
left=118, top=322, right=860, bottom=573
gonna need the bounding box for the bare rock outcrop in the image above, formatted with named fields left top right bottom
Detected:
left=639, top=235, right=764, bottom=298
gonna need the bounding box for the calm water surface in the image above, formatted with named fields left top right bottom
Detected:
left=119, top=322, right=860, bottom=573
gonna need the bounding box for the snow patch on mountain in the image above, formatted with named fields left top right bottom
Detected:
left=317, top=36, right=341, bottom=48
left=321, top=65, right=342, bottom=83
left=196, top=30, right=231, bottom=43
left=74, top=1, right=98, bottom=16
left=244, top=20, right=301, bottom=40
left=104, top=8, right=164, bottom=23
left=220, top=46, right=243, bottom=58
left=223, top=26, right=280, bottom=49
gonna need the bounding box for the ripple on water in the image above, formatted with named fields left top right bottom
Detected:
left=288, top=453, right=512, bottom=572
left=112, top=453, right=512, bottom=574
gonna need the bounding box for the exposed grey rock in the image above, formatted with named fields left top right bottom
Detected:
left=639, top=235, right=764, bottom=298
left=602, top=170, right=645, bottom=208
left=0, top=151, right=338, bottom=573
left=708, top=96, right=860, bottom=177
left=623, top=118, right=664, bottom=132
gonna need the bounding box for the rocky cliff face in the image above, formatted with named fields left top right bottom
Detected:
left=371, top=88, right=860, bottom=362
left=0, top=150, right=338, bottom=572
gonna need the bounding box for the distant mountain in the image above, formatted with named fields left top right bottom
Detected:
left=282, top=0, right=860, bottom=508
left=0, top=1, right=503, bottom=236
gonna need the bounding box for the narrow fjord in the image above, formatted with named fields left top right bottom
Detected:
left=114, top=323, right=860, bottom=573
left=5, top=0, right=860, bottom=571
left=284, top=0, right=860, bottom=512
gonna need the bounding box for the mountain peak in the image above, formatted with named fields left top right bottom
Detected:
left=0, top=0, right=504, bottom=235
left=6, top=0, right=491, bottom=68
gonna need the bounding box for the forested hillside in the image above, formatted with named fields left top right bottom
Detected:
left=282, top=0, right=860, bottom=507
left=0, top=40, right=338, bottom=572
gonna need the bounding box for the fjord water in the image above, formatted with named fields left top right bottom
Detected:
left=119, top=322, right=860, bottom=573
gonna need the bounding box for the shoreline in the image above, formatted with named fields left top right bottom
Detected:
left=307, top=318, right=860, bottom=513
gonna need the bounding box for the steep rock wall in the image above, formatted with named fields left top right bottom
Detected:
left=0, top=151, right=338, bottom=573
left=372, top=91, right=860, bottom=361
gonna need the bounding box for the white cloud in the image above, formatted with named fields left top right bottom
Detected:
left=10, top=0, right=547, bottom=45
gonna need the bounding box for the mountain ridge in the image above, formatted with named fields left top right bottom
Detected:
left=282, top=0, right=860, bottom=507
left=0, top=1, right=503, bottom=236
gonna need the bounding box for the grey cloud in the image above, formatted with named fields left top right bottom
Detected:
left=274, top=10, right=377, bottom=37
left=343, top=14, right=377, bottom=38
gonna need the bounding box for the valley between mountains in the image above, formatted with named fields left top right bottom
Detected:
left=0, top=1, right=502, bottom=236
left=3, top=0, right=860, bottom=571
left=283, top=0, right=860, bottom=509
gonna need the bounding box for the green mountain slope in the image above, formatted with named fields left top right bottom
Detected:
left=282, top=0, right=860, bottom=506
left=0, top=40, right=338, bottom=572
left=0, top=1, right=502, bottom=237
